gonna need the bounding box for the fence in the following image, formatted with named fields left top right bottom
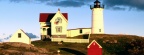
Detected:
left=51, top=38, right=89, bottom=43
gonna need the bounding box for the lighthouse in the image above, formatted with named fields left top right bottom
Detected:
left=90, top=0, right=104, bottom=34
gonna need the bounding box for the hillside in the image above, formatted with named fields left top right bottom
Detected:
left=0, top=42, right=50, bottom=55
left=73, top=34, right=144, bottom=55
left=32, top=34, right=144, bottom=55
left=89, top=34, right=144, bottom=55
left=0, top=34, right=144, bottom=55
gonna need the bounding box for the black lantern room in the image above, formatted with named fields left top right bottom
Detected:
left=90, top=0, right=104, bottom=9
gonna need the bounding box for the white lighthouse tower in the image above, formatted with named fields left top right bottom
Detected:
left=90, top=0, right=104, bottom=34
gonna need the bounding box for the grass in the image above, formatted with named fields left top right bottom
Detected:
left=32, top=40, right=88, bottom=55
left=0, top=34, right=142, bottom=55
left=32, top=34, right=144, bottom=55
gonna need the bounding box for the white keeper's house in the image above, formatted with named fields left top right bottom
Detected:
left=39, top=0, right=104, bottom=40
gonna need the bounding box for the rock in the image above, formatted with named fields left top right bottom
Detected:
left=103, top=41, right=106, bottom=43
left=23, top=52, right=35, bottom=55
left=0, top=42, right=49, bottom=55
left=5, top=42, right=21, bottom=47
left=20, top=43, right=31, bottom=50
left=1, top=49, right=21, bottom=54
left=0, top=44, right=4, bottom=47
left=105, top=40, right=109, bottom=42
left=0, top=42, right=3, bottom=44
left=38, top=48, right=48, bottom=53
left=114, top=40, right=117, bottom=43
left=23, top=52, right=48, bottom=55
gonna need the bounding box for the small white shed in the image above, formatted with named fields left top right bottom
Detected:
left=10, top=29, right=31, bottom=44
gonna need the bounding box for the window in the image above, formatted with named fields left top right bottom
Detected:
left=18, top=33, right=21, bottom=38
left=99, top=29, right=101, bottom=32
left=55, top=17, right=62, bottom=23
left=46, top=22, right=50, bottom=26
left=56, top=26, right=62, bottom=33
left=43, top=28, right=46, bottom=31
left=80, top=29, right=82, bottom=33
left=97, top=3, right=100, bottom=5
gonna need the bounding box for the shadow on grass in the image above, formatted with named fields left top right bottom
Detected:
left=59, top=48, right=85, bottom=55
left=83, top=34, right=89, bottom=39
left=43, top=38, right=51, bottom=41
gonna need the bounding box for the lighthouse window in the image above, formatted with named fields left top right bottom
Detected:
left=80, top=29, right=82, bottom=34
left=97, top=3, right=100, bottom=5
left=95, top=3, right=96, bottom=5
left=99, top=29, right=101, bottom=32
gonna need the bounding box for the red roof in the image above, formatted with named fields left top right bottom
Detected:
left=87, top=40, right=102, bottom=55
left=39, top=13, right=68, bottom=22
left=42, top=26, right=49, bottom=27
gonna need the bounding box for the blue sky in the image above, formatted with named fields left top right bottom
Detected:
left=0, top=0, right=144, bottom=38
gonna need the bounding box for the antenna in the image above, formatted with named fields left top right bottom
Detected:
left=90, top=5, right=91, bottom=9
left=103, top=5, right=104, bottom=8
left=58, top=8, right=60, bottom=11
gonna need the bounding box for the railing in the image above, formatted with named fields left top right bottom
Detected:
left=90, top=4, right=104, bottom=9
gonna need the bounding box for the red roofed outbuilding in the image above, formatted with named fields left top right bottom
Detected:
left=87, top=40, right=102, bottom=55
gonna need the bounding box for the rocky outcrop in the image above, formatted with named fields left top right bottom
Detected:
left=0, top=42, right=49, bottom=55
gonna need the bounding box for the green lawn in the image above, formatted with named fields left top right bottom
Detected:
left=32, top=34, right=144, bottom=55
left=32, top=40, right=88, bottom=55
